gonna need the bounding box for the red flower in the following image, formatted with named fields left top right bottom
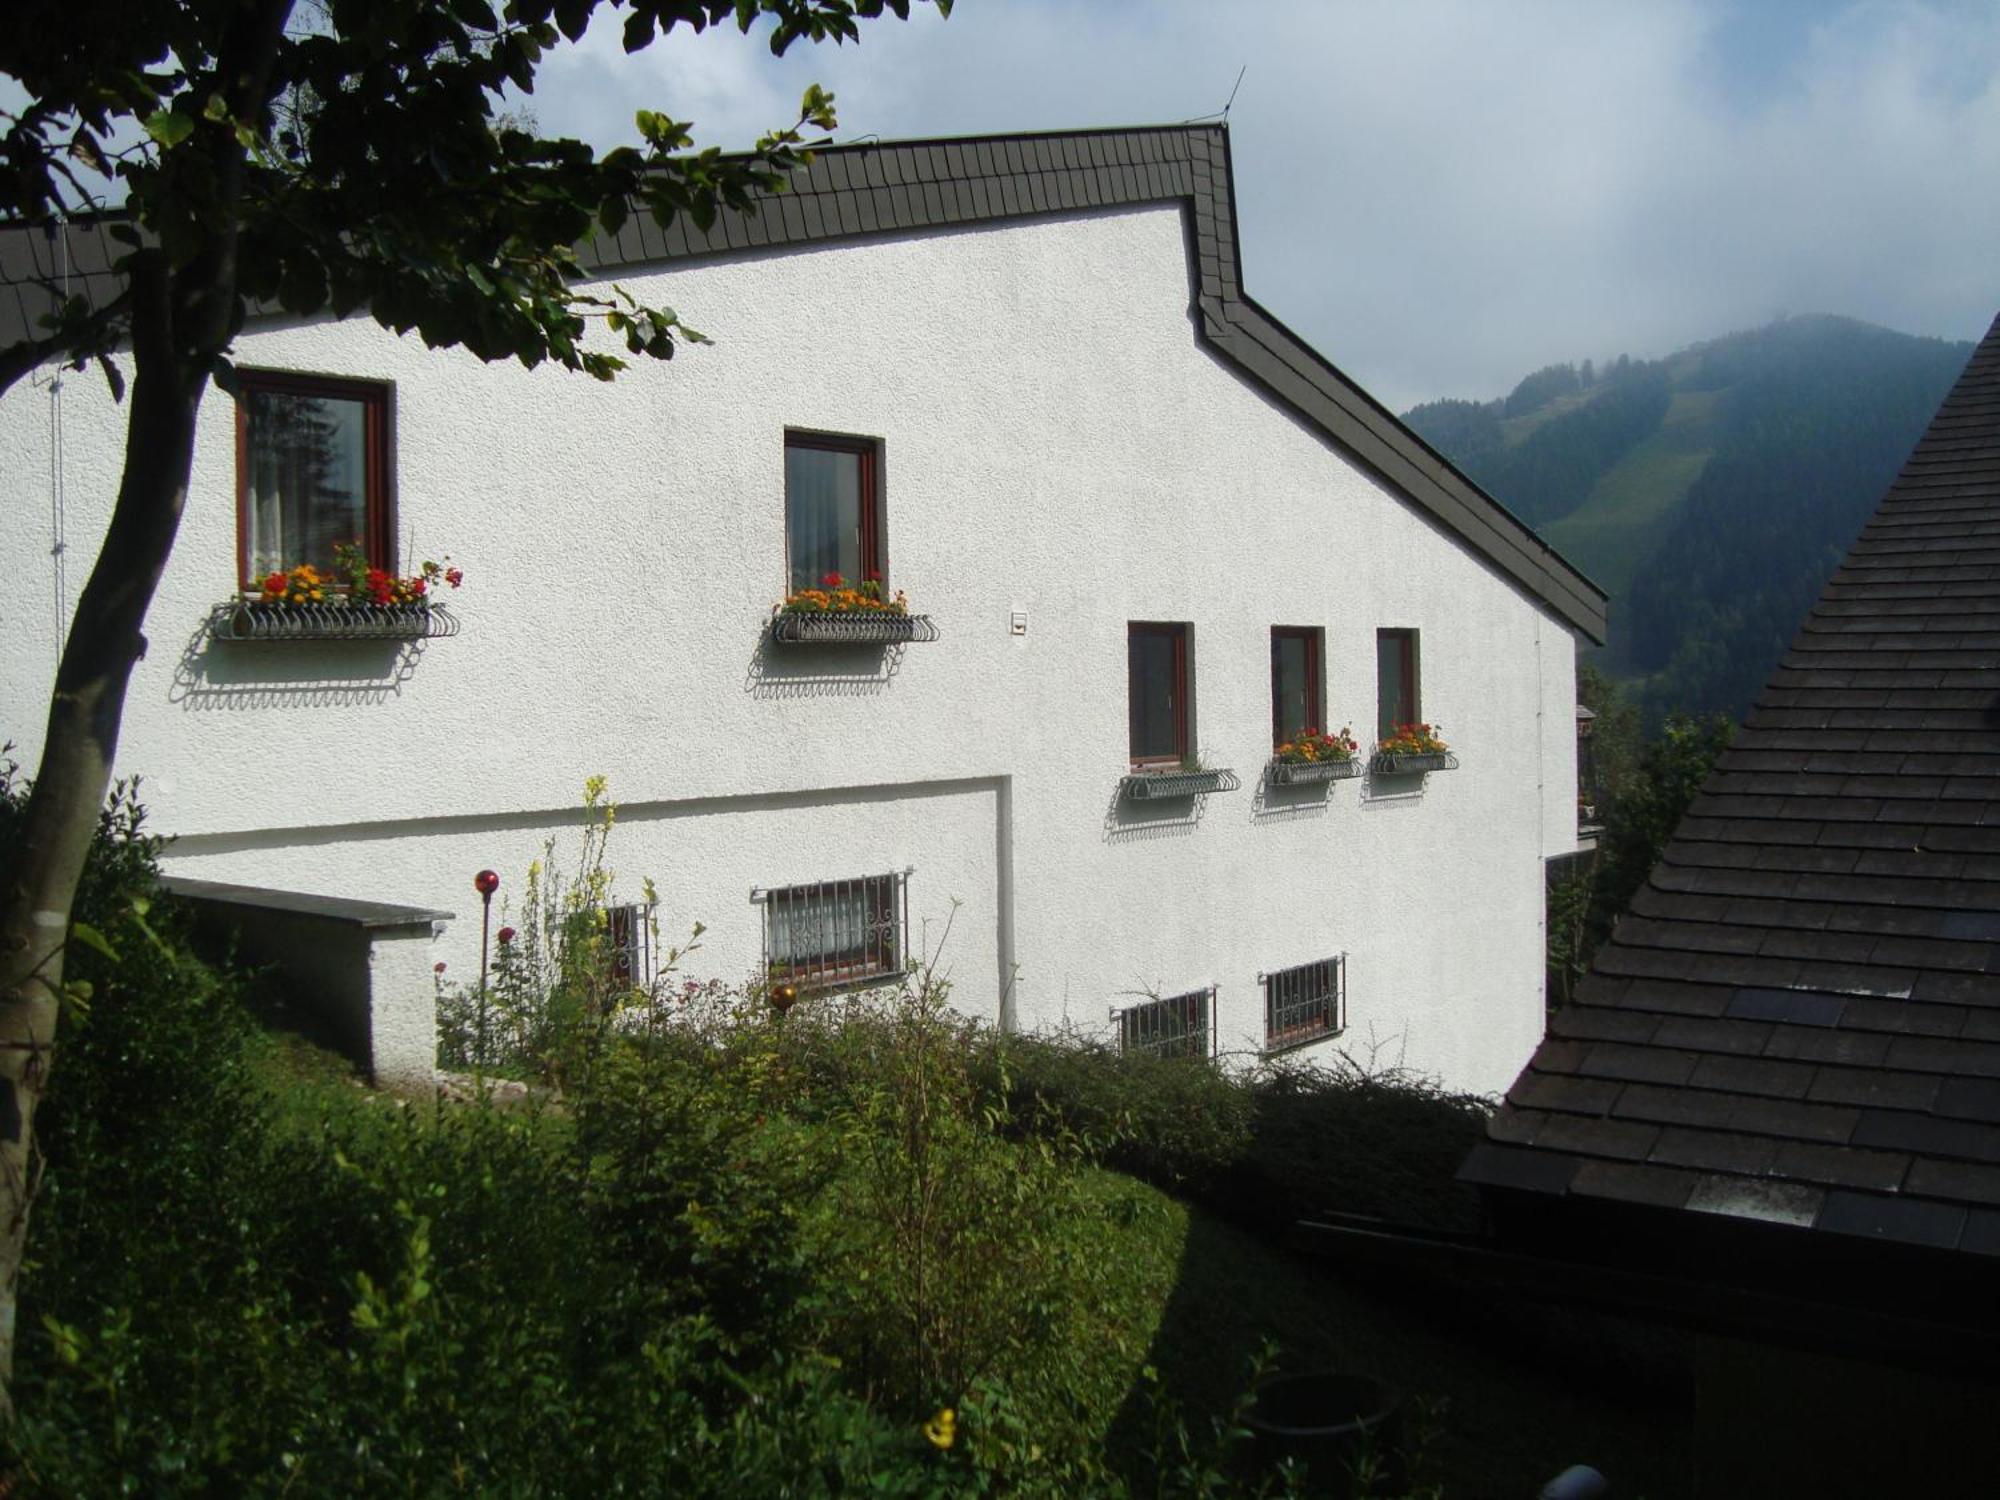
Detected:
left=434, top=961, right=448, bottom=974
left=408, top=577, right=427, bottom=596
left=445, top=568, right=464, bottom=589
left=820, top=572, right=844, bottom=588
left=497, top=926, right=516, bottom=944
left=262, top=572, right=286, bottom=595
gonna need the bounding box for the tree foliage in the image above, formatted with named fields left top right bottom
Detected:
left=0, top=0, right=944, bottom=1403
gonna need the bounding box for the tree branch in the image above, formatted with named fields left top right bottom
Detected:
left=0, top=290, right=131, bottom=401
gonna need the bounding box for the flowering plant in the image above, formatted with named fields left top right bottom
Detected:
left=1274, top=726, right=1359, bottom=765
left=257, top=540, right=464, bottom=607
left=778, top=572, right=908, bottom=616
left=1376, top=721, right=1449, bottom=756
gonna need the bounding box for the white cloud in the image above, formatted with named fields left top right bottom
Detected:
left=527, top=0, right=2000, bottom=410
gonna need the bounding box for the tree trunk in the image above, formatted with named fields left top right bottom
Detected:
left=0, top=263, right=210, bottom=1395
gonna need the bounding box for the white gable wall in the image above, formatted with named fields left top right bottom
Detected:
left=0, top=204, right=1577, bottom=1095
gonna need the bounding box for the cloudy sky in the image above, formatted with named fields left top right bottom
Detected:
left=522, top=0, right=2000, bottom=412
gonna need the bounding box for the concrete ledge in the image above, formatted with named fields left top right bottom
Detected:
left=162, top=876, right=451, bottom=1091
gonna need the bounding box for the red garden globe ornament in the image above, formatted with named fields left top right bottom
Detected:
left=475, top=869, right=500, bottom=896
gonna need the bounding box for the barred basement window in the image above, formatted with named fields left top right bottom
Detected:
left=1117, top=987, right=1215, bottom=1060
left=1262, top=955, right=1345, bottom=1050
left=757, top=870, right=909, bottom=992
left=605, top=903, right=655, bottom=988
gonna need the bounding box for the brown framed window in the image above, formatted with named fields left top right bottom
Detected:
left=785, top=431, right=882, bottom=593
left=1377, top=629, right=1420, bottom=741
left=1271, top=626, right=1324, bottom=749
left=236, top=370, right=392, bottom=590
left=1118, top=987, right=1215, bottom=1059
left=761, top=870, right=908, bottom=993
left=1128, top=622, right=1191, bottom=768
left=1263, top=955, right=1346, bottom=1049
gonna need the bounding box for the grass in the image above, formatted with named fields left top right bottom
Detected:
left=1541, top=389, right=1720, bottom=602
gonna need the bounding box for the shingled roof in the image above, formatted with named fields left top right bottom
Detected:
left=0, top=124, right=1605, bottom=642
left=1464, top=313, right=2000, bottom=1260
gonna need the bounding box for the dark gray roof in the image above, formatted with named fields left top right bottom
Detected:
left=0, top=125, right=1605, bottom=641
left=1464, top=313, right=2000, bottom=1258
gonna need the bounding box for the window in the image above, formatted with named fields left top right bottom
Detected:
left=1118, top=987, right=1215, bottom=1059
left=785, top=431, right=882, bottom=594
left=605, top=903, right=654, bottom=989
left=1128, top=622, right=1192, bottom=768
left=237, top=371, right=391, bottom=589
left=1376, top=629, right=1420, bottom=741
left=1271, top=627, right=1324, bottom=749
left=760, top=870, right=907, bottom=991
left=1263, top=956, right=1345, bottom=1049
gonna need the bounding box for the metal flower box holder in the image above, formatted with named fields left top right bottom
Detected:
left=769, top=612, right=939, bottom=645
left=1268, top=757, right=1363, bottom=787
left=207, top=599, right=459, bottom=642
left=1119, top=767, right=1243, bottom=801
left=1368, top=751, right=1459, bottom=775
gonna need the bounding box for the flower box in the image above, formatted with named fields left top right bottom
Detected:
left=1119, top=767, right=1242, bottom=801
left=207, top=599, right=459, bottom=642
left=1368, top=750, right=1459, bottom=775
left=1270, top=756, right=1363, bottom=786
left=770, top=611, right=939, bottom=645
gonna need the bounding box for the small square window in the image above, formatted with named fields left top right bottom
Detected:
left=761, top=871, right=906, bottom=992
left=1129, top=622, right=1192, bottom=768
left=1118, top=987, right=1214, bottom=1059
left=1263, top=956, right=1345, bottom=1050
left=1271, top=626, right=1324, bottom=749
left=785, top=431, right=883, bottom=594
left=237, top=371, right=392, bottom=590
left=1376, top=629, right=1420, bottom=742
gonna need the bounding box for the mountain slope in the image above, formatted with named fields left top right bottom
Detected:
left=1404, top=317, right=1973, bottom=721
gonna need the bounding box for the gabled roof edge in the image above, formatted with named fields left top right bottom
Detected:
left=0, top=123, right=1607, bottom=641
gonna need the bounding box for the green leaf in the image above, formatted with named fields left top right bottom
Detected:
left=68, top=921, right=118, bottom=964
left=144, top=110, right=194, bottom=149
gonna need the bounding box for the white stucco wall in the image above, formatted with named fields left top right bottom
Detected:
left=0, top=203, right=1578, bottom=1096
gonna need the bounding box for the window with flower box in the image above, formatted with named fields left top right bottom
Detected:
left=1376, top=628, right=1420, bottom=742
left=786, top=430, right=882, bottom=594
left=1129, top=621, right=1192, bottom=768
left=1116, top=987, right=1215, bottom=1060
left=758, top=870, right=908, bottom=993
left=1271, top=626, right=1324, bottom=748
left=237, top=370, right=392, bottom=591
left=1262, top=955, right=1345, bottom=1050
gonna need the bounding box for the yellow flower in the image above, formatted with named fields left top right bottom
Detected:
left=922, top=1407, right=956, bottom=1450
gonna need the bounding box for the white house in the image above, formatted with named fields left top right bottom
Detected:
left=0, top=125, right=1604, bottom=1095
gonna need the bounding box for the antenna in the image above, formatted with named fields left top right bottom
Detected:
left=1186, top=66, right=1249, bottom=125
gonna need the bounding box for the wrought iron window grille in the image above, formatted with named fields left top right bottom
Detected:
left=1368, top=751, right=1459, bottom=776
left=1112, top=986, right=1217, bottom=1060
left=769, top=612, right=939, bottom=645
left=604, top=902, right=656, bottom=989
left=1260, top=954, right=1346, bottom=1051
left=753, top=868, right=912, bottom=994
left=1268, top=757, right=1363, bottom=787
left=207, top=599, right=459, bottom=642
left=1119, top=767, right=1242, bottom=801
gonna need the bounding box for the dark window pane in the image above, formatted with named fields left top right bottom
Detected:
left=1273, top=632, right=1315, bottom=745
left=1377, top=630, right=1417, bottom=740
left=244, top=390, right=370, bottom=577
left=1129, top=626, right=1183, bottom=762
left=786, top=444, right=865, bottom=592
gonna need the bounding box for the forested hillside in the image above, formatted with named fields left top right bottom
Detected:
left=1404, top=317, right=1972, bottom=723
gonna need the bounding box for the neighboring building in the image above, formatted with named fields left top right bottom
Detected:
left=1462, top=314, right=2000, bottom=1494
left=1, top=125, right=1603, bottom=1092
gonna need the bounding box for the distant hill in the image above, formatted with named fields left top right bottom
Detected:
left=1403, top=317, right=1974, bottom=723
